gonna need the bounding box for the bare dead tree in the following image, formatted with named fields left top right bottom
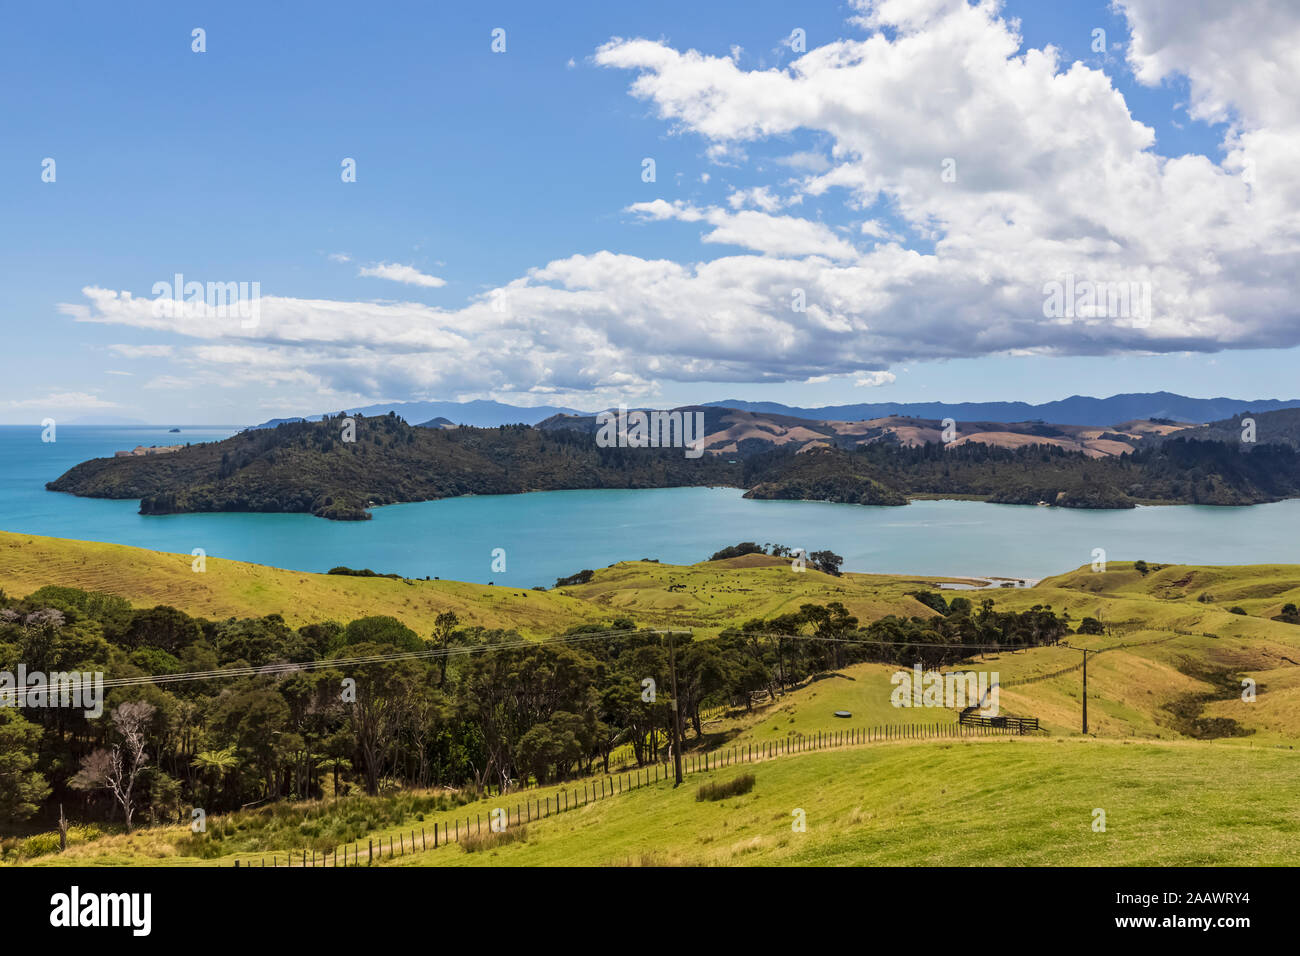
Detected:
left=69, top=700, right=155, bottom=832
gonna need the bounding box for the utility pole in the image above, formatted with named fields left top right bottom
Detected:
left=667, top=631, right=684, bottom=787
left=1063, top=642, right=1089, bottom=735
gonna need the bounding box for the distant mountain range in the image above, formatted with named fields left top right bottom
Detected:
left=249, top=392, right=1300, bottom=430
left=700, top=392, right=1300, bottom=427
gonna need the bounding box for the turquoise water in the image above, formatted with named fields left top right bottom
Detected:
left=1, top=425, right=1297, bottom=588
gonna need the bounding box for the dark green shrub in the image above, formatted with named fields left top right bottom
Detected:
left=696, top=773, right=755, bottom=802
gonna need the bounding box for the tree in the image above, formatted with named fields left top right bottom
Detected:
left=708, top=542, right=765, bottom=561
left=0, top=709, right=51, bottom=822
left=124, top=606, right=202, bottom=653
left=342, top=616, right=422, bottom=651
left=70, top=700, right=156, bottom=831
left=193, top=746, right=238, bottom=807
left=214, top=615, right=302, bottom=666
left=343, top=647, right=420, bottom=795
left=809, top=550, right=844, bottom=576
left=429, top=611, right=459, bottom=686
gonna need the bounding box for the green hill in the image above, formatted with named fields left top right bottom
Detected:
left=4, top=536, right=1300, bottom=867
left=46, top=413, right=1300, bottom=521
left=30, top=738, right=1300, bottom=867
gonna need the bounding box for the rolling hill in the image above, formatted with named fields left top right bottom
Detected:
left=5, top=534, right=1300, bottom=867
left=538, top=405, right=1195, bottom=458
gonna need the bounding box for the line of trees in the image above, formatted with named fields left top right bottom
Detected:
left=706, top=542, right=844, bottom=575
left=0, top=583, right=1071, bottom=832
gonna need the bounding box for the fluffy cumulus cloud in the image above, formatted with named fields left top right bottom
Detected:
left=62, top=0, right=1300, bottom=406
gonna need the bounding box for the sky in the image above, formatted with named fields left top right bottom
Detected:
left=2, top=0, right=1299, bottom=424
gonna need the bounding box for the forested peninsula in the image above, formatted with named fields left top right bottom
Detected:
left=46, top=413, right=1300, bottom=520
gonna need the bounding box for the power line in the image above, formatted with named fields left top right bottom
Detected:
left=1, top=627, right=692, bottom=700
left=5, top=624, right=1131, bottom=701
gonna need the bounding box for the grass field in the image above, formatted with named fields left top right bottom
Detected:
left=5, top=533, right=1300, bottom=746
left=0, top=531, right=1013, bottom=637
left=25, top=737, right=1298, bottom=867
left=5, top=533, right=1300, bottom=866
left=555, top=553, right=957, bottom=636
left=0, top=530, right=605, bottom=638
left=390, top=739, right=1299, bottom=867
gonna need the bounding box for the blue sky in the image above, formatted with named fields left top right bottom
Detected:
left=3, top=0, right=1297, bottom=424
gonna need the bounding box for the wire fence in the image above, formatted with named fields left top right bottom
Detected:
left=232, top=718, right=1026, bottom=866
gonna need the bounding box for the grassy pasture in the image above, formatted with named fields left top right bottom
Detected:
left=23, top=737, right=1299, bottom=868
left=0, top=530, right=603, bottom=638
left=383, top=738, right=1300, bottom=867
left=5, top=540, right=1300, bottom=867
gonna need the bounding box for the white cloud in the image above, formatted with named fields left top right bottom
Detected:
left=855, top=371, right=896, bottom=387
left=774, top=151, right=833, bottom=173
left=57, top=1, right=1300, bottom=406
left=627, top=200, right=860, bottom=259
left=6, top=391, right=118, bottom=409
left=1121, top=0, right=1300, bottom=129
left=328, top=252, right=352, bottom=263
left=358, top=262, right=446, bottom=288
left=593, top=0, right=1300, bottom=357
left=109, top=344, right=174, bottom=358
left=727, top=186, right=784, bottom=212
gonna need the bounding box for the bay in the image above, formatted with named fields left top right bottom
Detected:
left=0, top=425, right=1296, bottom=589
